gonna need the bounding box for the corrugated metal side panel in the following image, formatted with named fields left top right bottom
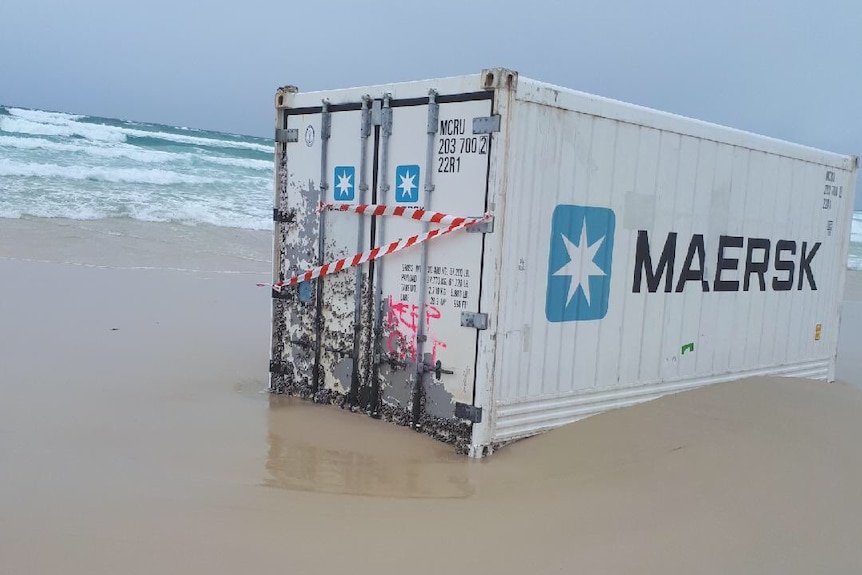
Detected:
left=516, top=78, right=853, bottom=171
left=494, top=359, right=830, bottom=442
left=488, top=80, right=854, bottom=445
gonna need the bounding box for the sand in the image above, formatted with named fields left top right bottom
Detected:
left=2, top=217, right=862, bottom=574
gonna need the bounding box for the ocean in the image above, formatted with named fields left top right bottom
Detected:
left=851, top=212, right=862, bottom=271
left=1, top=104, right=861, bottom=270
left=0, top=105, right=273, bottom=230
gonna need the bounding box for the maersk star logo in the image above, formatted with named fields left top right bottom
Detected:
left=333, top=166, right=355, bottom=201
left=546, top=204, right=615, bottom=322
left=395, top=164, right=420, bottom=203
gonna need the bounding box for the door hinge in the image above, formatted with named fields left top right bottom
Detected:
left=275, top=128, right=298, bottom=143
left=271, top=288, right=291, bottom=300
left=455, top=402, right=483, bottom=423
left=473, top=115, right=501, bottom=134
left=461, top=311, right=489, bottom=330
left=273, top=208, right=296, bottom=223
left=270, top=360, right=290, bottom=374
left=466, top=216, right=494, bottom=234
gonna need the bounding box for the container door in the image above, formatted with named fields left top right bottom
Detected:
left=272, top=90, right=494, bottom=445
left=272, top=100, right=374, bottom=403
left=369, top=94, right=494, bottom=435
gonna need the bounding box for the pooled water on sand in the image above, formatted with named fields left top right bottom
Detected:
left=264, top=396, right=476, bottom=499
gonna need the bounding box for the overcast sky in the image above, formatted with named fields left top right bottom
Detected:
left=2, top=0, right=860, bottom=200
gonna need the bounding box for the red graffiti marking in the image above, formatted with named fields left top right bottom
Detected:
left=386, top=296, right=447, bottom=364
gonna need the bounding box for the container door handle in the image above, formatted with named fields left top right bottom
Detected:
left=426, top=360, right=454, bottom=381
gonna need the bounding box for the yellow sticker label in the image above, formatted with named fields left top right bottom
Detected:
left=815, top=324, right=822, bottom=341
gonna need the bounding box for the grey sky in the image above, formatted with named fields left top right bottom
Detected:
left=3, top=0, right=860, bottom=203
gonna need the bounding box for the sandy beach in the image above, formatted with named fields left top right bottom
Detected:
left=2, top=217, right=862, bottom=574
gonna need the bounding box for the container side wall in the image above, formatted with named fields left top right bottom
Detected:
left=490, top=84, right=855, bottom=444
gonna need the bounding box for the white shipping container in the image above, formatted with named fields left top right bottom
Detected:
left=268, top=68, right=858, bottom=457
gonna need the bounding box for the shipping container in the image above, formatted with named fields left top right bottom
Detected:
left=267, top=68, right=859, bottom=457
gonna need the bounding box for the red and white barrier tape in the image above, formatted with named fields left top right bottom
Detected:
left=319, top=202, right=473, bottom=226
left=259, top=206, right=490, bottom=291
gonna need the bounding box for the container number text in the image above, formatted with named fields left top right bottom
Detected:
left=437, top=137, right=488, bottom=157
left=438, top=156, right=461, bottom=173
left=437, top=117, right=488, bottom=174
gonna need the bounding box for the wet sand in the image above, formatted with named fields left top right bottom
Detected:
left=2, top=217, right=862, bottom=574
